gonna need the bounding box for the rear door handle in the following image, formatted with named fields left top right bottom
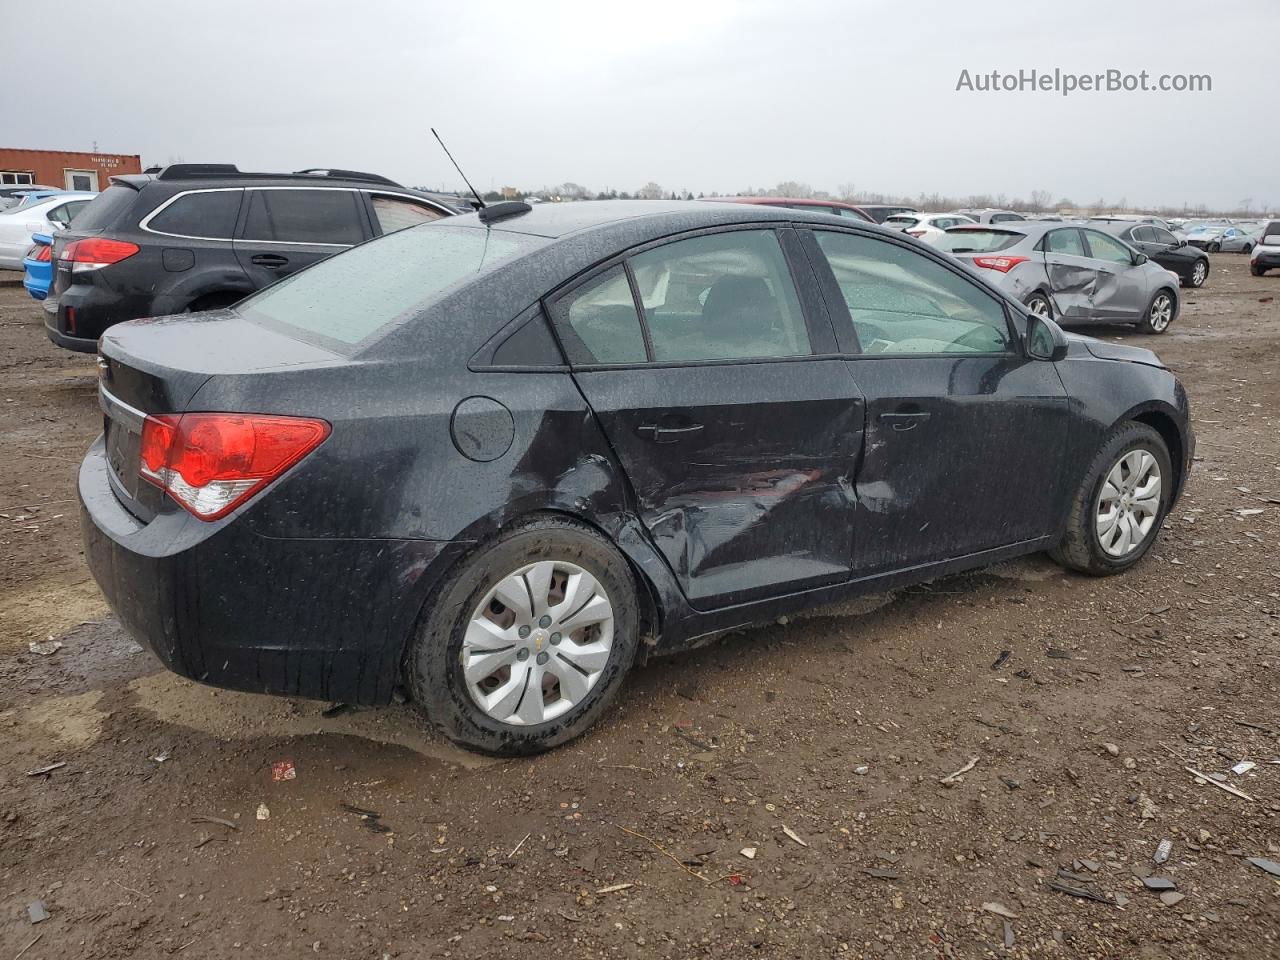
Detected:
left=251, top=254, right=289, bottom=268
left=879, top=412, right=931, bottom=432
left=636, top=423, right=704, bottom=443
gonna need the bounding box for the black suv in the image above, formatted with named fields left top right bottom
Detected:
left=46, top=164, right=470, bottom=352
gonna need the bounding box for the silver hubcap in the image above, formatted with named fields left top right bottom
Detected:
left=1149, top=295, right=1173, bottom=331
left=1028, top=297, right=1051, bottom=318
left=1096, top=449, right=1161, bottom=558
left=462, top=560, right=614, bottom=725
left=1192, top=262, right=1206, bottom=285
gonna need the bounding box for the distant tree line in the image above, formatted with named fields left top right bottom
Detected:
left=413, top=180, right=1275, bottom=219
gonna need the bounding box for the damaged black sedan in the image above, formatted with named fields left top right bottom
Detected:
left=82, top=200, right=1193, bottom=755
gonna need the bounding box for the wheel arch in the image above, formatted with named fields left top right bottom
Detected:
left=1118, top=403, right=1187, bottom=501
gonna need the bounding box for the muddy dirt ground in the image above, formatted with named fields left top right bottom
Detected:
left=1, top=258, right=1278, bottom=960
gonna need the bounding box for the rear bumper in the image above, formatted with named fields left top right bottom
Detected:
left=45, top=316, right=98, bottom=353
left=1251, top=251, right=1280, bottom=268
left=79, top=436, right=464, bottom=705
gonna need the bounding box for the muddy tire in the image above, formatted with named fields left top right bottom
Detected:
left=1137, top=288, right=1176, bottom=334
left=407, top=516, right=639, bottom=756
left=1050, top=422, right=1172, bottom=576
left=1252, top=266, right=1267, bottom=277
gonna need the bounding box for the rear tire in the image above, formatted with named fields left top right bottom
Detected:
left=185, top=292, right=243, bottom=313
left=1024, top=292, right=1053, bottom=320
left=1050, top=422, right=1172, bottom=576
left=407, top=516, right=640, bottom=756
left=1252, top=266, right=1268, bottom=277
left=1241, top=243, right=1253, bottom=255
left=1138, top=289, right=1176, bottom=334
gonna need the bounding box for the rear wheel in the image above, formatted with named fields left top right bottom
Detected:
left=1252, top=266, right=1268, bottom=277
left=1024, top=292, right=1053, bottom=320
left=1138, top=289, right=1175, bottom=334
left=185, top=292, right=243, bottom=313
left=1187, top=259, right=1208, bottom=288
left=1051, top=422, right=1172, bottom=576
left=407, top=516, right=640, bottom=756
left=1241, top=242, right=1253, bottom=255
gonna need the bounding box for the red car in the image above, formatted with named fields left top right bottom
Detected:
left=712, top=196, right=876, bottom=223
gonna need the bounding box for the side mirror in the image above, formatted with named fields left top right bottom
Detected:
left=1026, top=313, right=1069, bottom=362
left=1176, top=238, right=1187, bottom=247
left=1133, top=252, right=1149, bottom=265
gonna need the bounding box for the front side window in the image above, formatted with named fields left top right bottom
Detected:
left=1085, top=230, right=1135, bottom=264
left=554, top=265, right=647, bottom=365
left=1045, top=228, right=1086, bottom=256
left=371, top=195, right=445, bottom=234
left=814, top=231, right=1011, bottom=355
left=146, top=189, right=242, bottom=239
left=241, top=189, right=364, bottom=245
left=628, top=230, right=810, bottom=362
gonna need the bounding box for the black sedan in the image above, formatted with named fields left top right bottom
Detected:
left=1093, top=220, right=1210, bottom=288
left=81, top=200, right=1194, bottom=755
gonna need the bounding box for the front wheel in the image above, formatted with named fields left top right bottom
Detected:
left=1138, top=289, right=1176, bottom=334
left=1051, top=422, right=1172, bottom=576
left=1187, top=259, right=1208, bottom=288
left=408, top=516, right=640, bottom=756
left=1208, top=242, right=1221, bottom=253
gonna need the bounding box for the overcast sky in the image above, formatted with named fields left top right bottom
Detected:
left=5, top=0, right=1275, bottom=210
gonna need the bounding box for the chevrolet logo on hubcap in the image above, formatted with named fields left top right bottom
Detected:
left=534, top=632, right=545, bottom=651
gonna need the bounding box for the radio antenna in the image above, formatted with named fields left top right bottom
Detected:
left=431, top=128, right=485, bottom=210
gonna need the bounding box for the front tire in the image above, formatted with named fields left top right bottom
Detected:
left=407, top=516, right=640, bottom=756
left=1138, top=289, right=1176, bottom=334
left=1186, top=259, right=1208, bottom=288
left=1051, top=422, right=1172, bottom=576
left=1208, top=242, right=1221, bottom=253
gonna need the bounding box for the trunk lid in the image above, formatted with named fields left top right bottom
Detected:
left=97, top=311, right=346, bottom=521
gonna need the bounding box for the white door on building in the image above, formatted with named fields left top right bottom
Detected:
left=64, top=169, right=99, bottom=192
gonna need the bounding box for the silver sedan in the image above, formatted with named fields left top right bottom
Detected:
left=938, top=222, right=1182, bottom=334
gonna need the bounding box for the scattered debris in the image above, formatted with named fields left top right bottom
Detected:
left=25, top=762, right=66, bottom=777
left=151, top=750, right=171, bottom=763
left=1142, top=876, right=1177, bottom=892
left=1185, top=766, right=1254, bottom=801
left=27, top=901, right=49, bottom=924
left=863, top=868, right=899, bottom=880
left=982, top=902, right=1018, bottom=919
left=28, top=638, right=62, bottom=656
left=509, top=832, right=531, bottom=859
left=271, top=760, right=297, bottom=782
left=320, top=702, right=351, bottom=718
left=1102, top=742, right=1120, bottom=756
left=15, top=933, right=42, bottom=960
left=1231, top=761, right=1256, bottom=775
left=340, top=804, right=391, bottom=834
left=781, top=825, right=808, bottom=848
left=256, top=803, right=271, bottom=821
left=999, top=776, right=1021, bottom=791
left=1246, top=857, right=1280, bottom=878
left=1047, top=880, right=1114, bottom=905
left=1160, top=891, right=1186, bottom=907
left=854, top=765, right=869, bottom=776
left=991, top=650, right=1010, bottom=670
left=1234, top=720, right=1273, bottom=734
left=1003, top=920, right=1015, bottom=949
left=1154, top=839, right=1173, bottom=864
left=740, top=847, right=757, bottom=860
left=595, top=883, right=634, bottom=895
left=1046, top=648, right=1072, bottom=659
left=190, top=815, right=238, bottom=831
left=939, top=757, right=979, bottom=785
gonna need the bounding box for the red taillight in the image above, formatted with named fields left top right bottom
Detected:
left=906, top=230, right=927, bottom=238
left=971, top=255, right=1029, bottom=273
left=61, top=237, right=140, bottom=272
left=26, top=244, right=52, bottom=262
left=139, top=413, right=330, bottom=521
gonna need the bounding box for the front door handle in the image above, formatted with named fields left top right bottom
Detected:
left=879, top=411, right=931, bottom=432
left=637, top=422, right=704, bottom=443
left=251, top=254, right=289, bottom=268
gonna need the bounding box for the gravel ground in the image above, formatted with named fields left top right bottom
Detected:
left=1, top=258, right=1278, bottom=959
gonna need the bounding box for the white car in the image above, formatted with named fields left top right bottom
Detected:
left=882, top=212, right=976, bottom=245
left=0, top=192, right=95, bottom=270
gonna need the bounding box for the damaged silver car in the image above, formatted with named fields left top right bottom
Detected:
left=939, top=222, right=1181, bottom=334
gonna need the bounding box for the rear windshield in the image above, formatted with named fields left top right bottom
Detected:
left=1263, top=223, right=1280, bottom=244
left=236, top=225, right=542, bottom=348
left=69, top=184, right=139, bottom=231
left=884, top=215, right=920, bottom=228
left=938, top=229, right=1024, bottom=254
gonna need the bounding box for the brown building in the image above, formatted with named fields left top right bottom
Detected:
left=0, top=147, right=143, bottom=193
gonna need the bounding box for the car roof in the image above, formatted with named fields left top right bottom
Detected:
left=715, top=196, right=867, bottom=211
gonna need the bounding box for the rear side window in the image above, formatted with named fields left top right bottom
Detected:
left=237, top=225, right=540, bottom=347
left=1045, top=229, right=1086, bottom=256
left=241, top=189, right=364, bottom=245
left=629, top=230, right=810, bottom=362
left=991, top=213, right=1025, bottom=222
left=938, top=229, right=1022, bottom=254
left=68, top=184, right=137, bottom=231
left=554, top=266, right=647, bottom=365
left=145, top=189, right=242, bottom=239
left=814, top=231, right=1011, bottom=355
left=371, top=195, right=445, bottom=234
